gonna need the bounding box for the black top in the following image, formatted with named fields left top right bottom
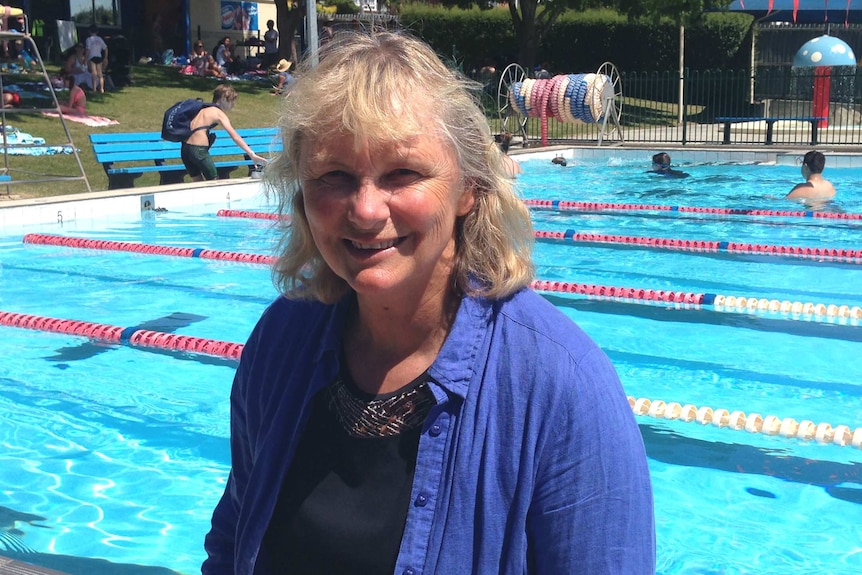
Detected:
left=259, top=370, right=434, bottom=574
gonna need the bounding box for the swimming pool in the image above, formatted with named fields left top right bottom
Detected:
left=0, top=153, right=860, bottom=574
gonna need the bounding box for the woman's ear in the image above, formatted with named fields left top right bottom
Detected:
left=456, top=183, right=476, bottom=217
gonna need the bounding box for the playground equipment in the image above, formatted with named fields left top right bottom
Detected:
left=497, top=62, right=624, bottom=146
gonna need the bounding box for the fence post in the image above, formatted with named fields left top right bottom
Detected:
left=681, top=67, right=688, bottom=145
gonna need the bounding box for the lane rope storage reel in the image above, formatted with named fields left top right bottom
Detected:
left=499, top=62, right=623, bottom=146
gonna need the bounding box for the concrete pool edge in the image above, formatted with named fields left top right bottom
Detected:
left=509, top=144, right=862, bottom=168
left=0, top=178, right=267, bottom=229
left=4, top=144, right=862, bottom=227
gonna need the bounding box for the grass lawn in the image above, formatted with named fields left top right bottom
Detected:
left=1, top=64, right=282, bottom=199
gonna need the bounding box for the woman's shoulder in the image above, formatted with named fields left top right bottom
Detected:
left=495, top=288, right=610, bottom=367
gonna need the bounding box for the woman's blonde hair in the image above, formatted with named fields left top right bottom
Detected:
left=266, top=31, right=533, bottom=303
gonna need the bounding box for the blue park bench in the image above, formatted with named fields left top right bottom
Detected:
left=89, top=128, right=281, bottom=190
left=715, top=116, right=827, bottom=146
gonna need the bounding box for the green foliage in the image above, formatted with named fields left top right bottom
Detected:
left=323, top=0, right=360, bottom=15
left=400, top=6, right=516, bottom=71
left=401, top=5, right=751, bottom=73
left=618, top=0, right=735, bottom=24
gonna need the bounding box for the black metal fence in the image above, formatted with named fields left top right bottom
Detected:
left=502, top=67, right=862, bottom=147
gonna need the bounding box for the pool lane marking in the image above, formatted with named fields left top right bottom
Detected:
left=534, top=229, right=862, bottom=264
left=21, top=233, right=276, bottom=266
left=530, top=280, right=862, bottom=322
left=628, top=396, right=862, bottom=450
left=525, top=199, right=862, bottom=221
left=0, top=310, right=243, bottom=361
left=20, top=234, right=862, bottom=323
left=3, top=307, right=860, bottom=449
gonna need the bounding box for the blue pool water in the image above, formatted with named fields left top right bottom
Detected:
left=0, top=156, right=860, bottom=574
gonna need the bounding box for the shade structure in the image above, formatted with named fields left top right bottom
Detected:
left=793, top=35, right=857, bottom=66
left=726, top=1, right=862, bottom=24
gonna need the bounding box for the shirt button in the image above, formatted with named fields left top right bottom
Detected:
left=403, top=569, right=415, bottom=575
left=429, top=424, right=442, bottom=437
left=415, top=493, right=428, bottom=507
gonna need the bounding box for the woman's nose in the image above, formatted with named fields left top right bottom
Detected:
left=348, top=180, right=389, bottom=226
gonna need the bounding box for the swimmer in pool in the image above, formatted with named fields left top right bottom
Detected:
left=649, top=152, right=689, bottom=178
left=551, top=155, right=567, bottom=167
left=786, top=150, right=835, bottom=202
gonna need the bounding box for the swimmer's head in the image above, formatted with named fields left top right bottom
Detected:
left=551, top=156, right=567, bottom=167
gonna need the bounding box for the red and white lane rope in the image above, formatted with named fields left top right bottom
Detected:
left=217, top=209, right=282, bottom=221
left=530, top=279, right=862, bottom=322
left=628, top=396, right=862, bottom=449
left=22, top=233, right=276, bottom=266
left=3, top=309, right=858, bottom=449
left=535, top=229, right=862, bottom=264
left=21, top=235, right=861, bottom=322
left=526, top=199, right=862, bottom=221
left=0, top=311, right=243, bottom=361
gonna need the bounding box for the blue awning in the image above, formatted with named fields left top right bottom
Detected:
left=726, top=0, right=862, bottom=23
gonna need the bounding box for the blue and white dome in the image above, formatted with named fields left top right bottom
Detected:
left=793, top=35, right=857, bottom=67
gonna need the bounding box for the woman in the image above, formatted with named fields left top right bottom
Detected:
left=63, top=44, right=92, bottom=91
left=202, top=31, right=654, bottom=574
left=213, top=37, right=235, bottom=75
left=58, top=73, right=86, bottom=116
left=189, top=41, right=223, bottom=78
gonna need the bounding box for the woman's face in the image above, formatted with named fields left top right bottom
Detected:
left=300, top=128, right=475, bottom=301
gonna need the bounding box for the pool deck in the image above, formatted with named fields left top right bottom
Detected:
left=3, top=143, right=862, bottom=225
left=0, top=558, right=69, bottom=575
left=0, top=178, right=267, bottom=230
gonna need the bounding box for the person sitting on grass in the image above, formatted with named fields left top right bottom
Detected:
left=786, top=150, right=835, bottom=202
left=271, top=59, right=295, bottom=95
left=58, top=73, right=87, bottom=116
left=181, top=84, right=267, bottom=182
left=189, top=41, right=224, bottom=78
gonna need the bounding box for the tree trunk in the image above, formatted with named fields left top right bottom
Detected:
left=275, top=0, right=305, bottom=62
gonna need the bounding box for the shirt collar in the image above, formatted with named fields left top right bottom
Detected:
left=428, top=295, right=492, bottom=400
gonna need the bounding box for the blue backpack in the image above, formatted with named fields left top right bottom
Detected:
left=161, top=99, right=215, bottom=142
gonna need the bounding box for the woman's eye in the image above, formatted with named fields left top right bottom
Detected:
left=318, top=171, right=355, bottom=187
left=384, top=169, right=422, bottom=186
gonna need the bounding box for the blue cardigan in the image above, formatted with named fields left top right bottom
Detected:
left=203, top=289, right=655, bottom=574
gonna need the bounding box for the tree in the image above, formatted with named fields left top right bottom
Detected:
left=439, top=1, right=734, bottom=71
left=273, top=0, right=307, bottom=62
left=438, top=1, right=613, bottom=71
left=618, top=0, right=734, bottom=25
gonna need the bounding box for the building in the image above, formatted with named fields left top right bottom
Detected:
left=22, top=0, right=279, bottom=63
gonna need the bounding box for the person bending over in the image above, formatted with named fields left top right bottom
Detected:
left=181, top=85, right=267, bottom=182
left=202, top=30, right=654, bottom=575
left=787, top=150, right=836, bottom=201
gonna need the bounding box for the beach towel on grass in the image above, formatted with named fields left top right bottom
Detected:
left=7, top=146, right=76, bottom=156
left=41, top=112, right=119, bottom=126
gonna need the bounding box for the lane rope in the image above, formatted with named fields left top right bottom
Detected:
left=217, top=209, right=282, bottom=221
left=628, top=396, right=862, bottom=449
left=2, top=309, right=858, bottom=449
left=0, top=311, right=243, bottom=361
left=525, top=199, right=862, bottom=221
left=22, top=233, right=277, bottom=266
left=21, top=234, right=861, bottom=322
left=535, top=229, right=862, bottom=264
left=530, top=279, right=862, bottom=322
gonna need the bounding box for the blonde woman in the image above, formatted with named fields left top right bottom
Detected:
left=203, top=31, right=654, bottom=575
